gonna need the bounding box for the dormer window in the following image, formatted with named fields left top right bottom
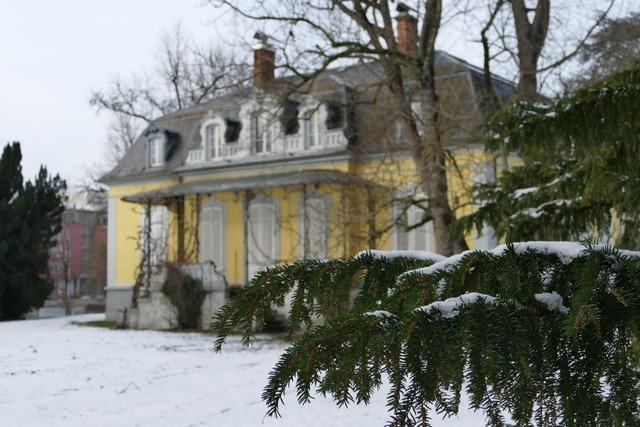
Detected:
left=148, top=137, right=164, bottom=167
left=251, top=112, right=272, bottom=154
left=205, top=123, right=222, bottom=159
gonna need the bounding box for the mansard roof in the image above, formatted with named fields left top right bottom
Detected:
left=100, top=51, right=515, bottom=184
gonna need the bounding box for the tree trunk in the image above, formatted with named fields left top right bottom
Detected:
left=415, top=0, right=467, bottom=256
left=511, top=0, right=550, bottom=100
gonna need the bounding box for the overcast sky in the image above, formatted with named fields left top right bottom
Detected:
left=0, top=0, right=230, bottom=185
left=0, top=1, right=625, bottom=187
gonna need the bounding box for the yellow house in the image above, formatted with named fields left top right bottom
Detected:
left=100, top=29, right=514, bottom=329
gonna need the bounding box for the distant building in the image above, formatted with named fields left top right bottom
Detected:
left=49, top=191, right=107, bottom=299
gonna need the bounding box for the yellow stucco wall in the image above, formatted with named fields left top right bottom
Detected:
left=109, top=179, right=178, bottom=286
left=107, top=149, right=501, bottom=287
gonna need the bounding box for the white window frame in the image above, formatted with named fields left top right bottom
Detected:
left=199, top=116, right=226, bottom=161
left=148, top=137, right=164, bottom=167
left=198, top=200, right=226, bottom=273
left=247, top=197, right=279, bottom=279
left=299, top=194, right=329, bottom=259
left=251, top=111, right=272, bottom=154
left=206, top=123, right=222, bottom=160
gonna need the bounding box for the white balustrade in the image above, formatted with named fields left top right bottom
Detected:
left=186, top=148, right=204, bottom=164
left=219, top=143, right=243, bottom=158
left=185, top=130, right=347, bottom=165
left=323, top=130, right=346, bottom=148
left=285, top=135, right=303, bottom=152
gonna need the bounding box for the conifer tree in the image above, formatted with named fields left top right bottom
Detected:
left=214, top=67, right=640, bottom=425
left=461, top=65, right=640, bottom=247
left=0, top=142, right=66, bottom=319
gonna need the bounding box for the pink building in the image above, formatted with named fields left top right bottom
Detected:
left=49, top=192, right=107, bottom=298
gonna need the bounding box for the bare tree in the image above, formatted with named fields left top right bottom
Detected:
left=90, top=23, right=250, bottom=166
left=211, top=0, right=474, bottom=255
left=49, top=224, right=73, bottom=316
left=460, top=0, right=616, bottom=100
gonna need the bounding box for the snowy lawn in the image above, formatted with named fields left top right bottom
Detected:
left=0, top=314, right=484, bottom=426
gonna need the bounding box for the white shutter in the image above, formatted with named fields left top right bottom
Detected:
left=411, top=207, right=427, bottom=251
left=211, top=206, right=224, bottom=271
left=199, top=204, right=225, bottom=271
left=248, top=201, right=277, bottom=278
left=304, top=197, right=328, bottom=258
left=199, top=206, right=213, bottom=262
left=393, top=205, right=409, bottom=250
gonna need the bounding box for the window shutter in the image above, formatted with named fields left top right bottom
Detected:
left=199, top=204, right=225, bottom=271
left=199, top=206, right=213, bottom=262
left=304, top=197, right=328, bottom=258
left=411, top=207, right=428, bottom=251
left=211, top=206, right=224, bottom=271
left=408, top=206, right=434, bottom=251
left=395, top=223, right=409, bottom=251
left=163, top=130, right=179, bottom=160
left=280, top=100, right=300, bottom=135
left=224, top=118, right=242, bottom=143
left=393, top=206, right=409, bottom=251
left=325, top=102, right=344, bottom=130
left=144, top=139, right=150, bottom=167
left=248, top=201, right=277, bottom=278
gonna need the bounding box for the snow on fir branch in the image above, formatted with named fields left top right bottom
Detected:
left=214, top=242, right=640, bottom=425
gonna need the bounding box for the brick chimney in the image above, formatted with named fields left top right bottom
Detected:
left=252, top=32, right=275, bottom=89
left=396, top=3, right=417, bottom=57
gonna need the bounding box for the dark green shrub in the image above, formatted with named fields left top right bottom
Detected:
left=162, top=265, right=207, bottom=329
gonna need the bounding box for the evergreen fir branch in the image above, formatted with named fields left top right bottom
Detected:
left=215, top=243, right=640, bottom=425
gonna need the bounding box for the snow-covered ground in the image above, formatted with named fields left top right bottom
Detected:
left=0, top=315, right=483, bottom=426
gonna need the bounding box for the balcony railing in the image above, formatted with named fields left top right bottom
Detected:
left=284, top=135, right=303, bottom=152
left=219, top=143, right=243, bottom=158
left=184, top=130, right=348, bottom=165
left=186, top=149, right=204, bottom=164
left=323, top=130, right=346, bottom=148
